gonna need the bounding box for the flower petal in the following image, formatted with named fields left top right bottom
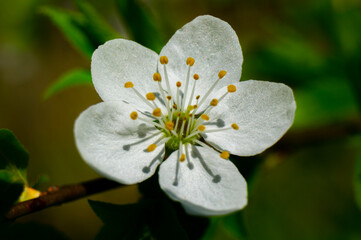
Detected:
left=74, top=101, right=165, bottom=184
left=91, top=39, right=160, bottom=111
left=159, top=15, right=243, bottom=106
left=159, top=145, right=247, bottom=216
left=203, top=80, right=296, bottom=156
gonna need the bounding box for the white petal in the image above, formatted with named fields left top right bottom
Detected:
left=159, top=15, right=243, bottom=106
left=159, top=145, right=247, bottom=216
left=91, top=39, right=160, bottom=111
left=203, top=80, right=296, bottom=156
left=74, top=101, right=165, bottom=184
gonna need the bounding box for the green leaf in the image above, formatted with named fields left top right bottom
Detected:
left=43, top=69, right=92, bottom=99
left=74, top=0, right=120, bottom=45
left=0, top=129, right=28, bottom=184
left=0, top=222, right=69, bottom=240
left=115, top=0, right=165, bottom=52
left=0, top=129, right=29, bottom=217
left=41, top=6, right=95, bottom=58
left=355, top=155, right=361, bottom=211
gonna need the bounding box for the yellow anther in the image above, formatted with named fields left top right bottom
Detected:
left=193, top=104, right=198, bottom=109
left=218, top=70, right=227, bottom=79
left=196, top=95, right=200, bottom=100
left=187, top=105, right=194, bottom=111
left=130, top=111, right=138, bottom=120
left=179, top=153, right=186, bottom=162
left=166, top=121, right=174, bottom=130
left=193, top=74, right=199, bottom=80
left=227, top=84, right=237, bottom=93
left=201, top=114, right=210, bottom=121
left=220, top=151, right=230, bottom=159
left=152, top=108, right=162, bottom=117
left=176, top=81, right=182, bottom=87
left=153, top=73, right=162, bottom=81
left=197, top=125, right=206, bottom=132
left=210, top=99, right=219, bottom=106
left=146, top=92, right=156, bottom=101
left=160, top=56, right=168, bottom=64
left=186, top=57, right=195, bottom=66
left=147, top=144, right=157, bottom=152
left=124, top=82, right=134, bottom=88
left=167, top=95, right=172, bottom=100
left=231, top=123, right=239, bottom=130
left=173, top=104, right=177, bottom=109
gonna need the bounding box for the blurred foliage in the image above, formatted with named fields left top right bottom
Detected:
left=43, top=69, right=91, bottom=99
left=1, top=0, right=361, bottom=239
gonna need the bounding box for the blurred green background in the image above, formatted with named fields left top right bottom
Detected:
left=1, top=0, right=361, bottom=239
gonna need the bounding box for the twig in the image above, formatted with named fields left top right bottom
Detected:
left=6, top=178, right=124, bottom=220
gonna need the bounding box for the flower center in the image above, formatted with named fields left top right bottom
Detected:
left=126, top=56, right=239, bottom=164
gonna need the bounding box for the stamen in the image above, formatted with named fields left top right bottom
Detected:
left=197, top=125, right=206, bottom=132
left=146, top=92, right=156, bottom=101
left=126, top=83, right=154, bottom=109
left=210, top=99, right=219, bottom=106
left=152, top=108, right=162, bottom=117
left=179, top=117, right=187, bottom=137
left=184, top=144, right=194, bottom=169
left=220, top=151, right=230, bottom=159
left=180, top=153, right=186, bottom=162
left=130, top=111, right=138, bottom=120
left=153, top=73, right=162, bottom=82
left=147, top=144, right=157, bottom=152
left=201, top=114, right=209, bottom=121
left=166, top=121, right=174, bottom=130
left=186, top=57, right=195, bottom=66
left=197, top=70, right=227, bottom=110
left=231, top=123, right=239, bottom=130
left=227, top=84, right=237, bottom=93
left=167, top=95, right=172, bottom=100
left=182, top=58, right=194, bottom=111
left=218, top=70, right=227, bottom=79
left=160, top=56, right=168, bottom=64
left=187, top=74, right=199, bottom=107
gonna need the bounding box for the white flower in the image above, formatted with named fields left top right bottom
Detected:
left=74, top=15, right=296, bottom=216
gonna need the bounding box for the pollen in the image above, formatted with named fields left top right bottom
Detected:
left=167, top=95, right=172, bottom=100
left=196, top=95, right=200, bottom=100
left=146, top=92, right=156, bottom=101
left=201, top=114, right=209, bottom=121
left=193, top=104, right=198, bottom=109
left=147, top=144, right=157, bottom=152
left=187, top=105, right=194, bottom=111
left=186, top=57, right=195, bottom=66
left=220, top=151, right=230, bottom=159
left=218, top=70, right=227, bottom=79
left=193, top=74, right=199, bottom=80
left=160, top=56, right=168, bottom=64
left=231, top=123, right=239, bottom=130
left=179, top=153, right=186, bottom=162
left=197, top=125, right=206, bottom=132
left=227, top=84, right=237, bottom=93
left=166, top=121, right=174, bottom=130
left=210, top=99, right=219, bottom=106
left=176, top=81, right=182, bottom=87
left=152, top=108, right=162, bottom=117
left=124, top=82, right=134, bottom=88
left=153, top=73, right=162, bottom=81
left=130, top=111, right=138, bottom=120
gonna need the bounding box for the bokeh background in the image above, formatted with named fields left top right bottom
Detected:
left=1, top=0, right=361, bottom=239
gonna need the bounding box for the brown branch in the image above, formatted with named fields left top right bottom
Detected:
left=6, top=178, right=124, bottom=220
